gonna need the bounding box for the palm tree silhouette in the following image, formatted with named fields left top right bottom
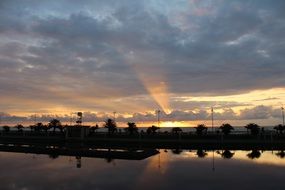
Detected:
left=125, top=122, right=138, bottom=135
left=48, top=119, right=62, bottom=132
left=245, top=123, right=260, bottom=136
left=171, top=127, right=182, bottom=134
left=220, top=123, right=234, bottom=135
left=195, top=124, right=207, bottom=135
left=274, top=124, right=285, bottom=134
left=104, top=118, right=117, bottom=134
left=34, top=122, right=45, bottom=132
left=90, top=124, right=99, bottom=134
left=15, top=124, right=24, bottom=132
left=29, top=125, right=34, bottom=132
left=3, top=126, right=10, bottom=132
left=146, top=125, right=160, bottom=134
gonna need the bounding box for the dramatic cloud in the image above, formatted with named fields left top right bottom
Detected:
left=0, top=0, right=285, bottom=123
left=1, top=106, right=283, bottom=126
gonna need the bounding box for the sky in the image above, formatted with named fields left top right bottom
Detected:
left=0, top=0, right=285, bottom=126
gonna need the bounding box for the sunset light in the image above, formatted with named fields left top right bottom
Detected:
left=1, top=1, right=285, bottom=190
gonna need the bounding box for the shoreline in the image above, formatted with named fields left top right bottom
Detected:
left=1, top=130, right=285, bottom=150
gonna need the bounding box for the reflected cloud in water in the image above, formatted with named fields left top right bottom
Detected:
left=1, top=148, right=285, bottom=190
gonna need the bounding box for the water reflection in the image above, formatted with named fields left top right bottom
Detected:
left=48, top=153, right=59, bottom=160
left=1, top=148, right=285, bottom=190
left=2, top=142, right=285, bottom=164
left=217, top=150, right=235, bottom=159
left=247, top=150, right=261, bottom=159
left=196, top=149, right=208, bottom=158
left=276, top=150, right=285, bottom=158
left=59, top=148, right=285, bottom=170
left=76, top=156, right=81, bottom=168
left=171, top=148, right=183, bottom=155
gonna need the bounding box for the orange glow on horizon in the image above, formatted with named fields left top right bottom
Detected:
left=2, top=87, right=285, bottom=127
left=158, top=121, right=192, bottom=128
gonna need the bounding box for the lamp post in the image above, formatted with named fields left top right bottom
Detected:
left=113, top=111, right=117, bottom=122
left=281, top=106, right=285, bottom=126
left=211, top=107, right=214, bottom=133
left=70, top=112, right=73, bottom=126
left=212, top=150, right=215, bottom=172
left=34, top=114, right=37, bottom=124
left=156, top=109, right=161, bottom=127
left=76, top=112, right=83, bottom=126
left=70, top=112, right=78, bottom=126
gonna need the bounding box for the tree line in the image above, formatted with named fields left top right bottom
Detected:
left=1, top=118, right=285, bottom=136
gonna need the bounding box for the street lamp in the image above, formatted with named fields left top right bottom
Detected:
left=211, top=107, right=214, bottom=132
left=34, top=114, right=37, bottom=124
left=156, top=109, right=161, bottom=127
left=113, top=111, right=117, bottom=122
left=281, top=106, right=285, bottom=126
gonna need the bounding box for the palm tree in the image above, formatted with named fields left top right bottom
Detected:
left=195, top=124, right=207, bottom=135
left=42, top=124, right=49, bottom=133
left=245, top=123, right=260, bottom=136
left=57, top=125, right=65, bottom=133
left=104, top=118, right=117, bottom=134
left=274, top=124, right=285, bottom=134
left=48, top=119, right=62, bottom=132
left=90, top=124, right=99, bottom=134
left=146, top=125, right=160, bottom=134
left=29, top=125, right=34, bottom=132
left=15, top=124, right=24, bottom=132
left=3, top=126, right=10, bottom=132
left=34, top=122, right=45, bottom=132
left=172, top=127, right=182, bottom=134
left=125, top=122, right=138, bottom=135
left=220, top=123, right=234, bottom=135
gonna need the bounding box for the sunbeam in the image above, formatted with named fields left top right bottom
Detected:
left=124, top=50, right=171, bottom=113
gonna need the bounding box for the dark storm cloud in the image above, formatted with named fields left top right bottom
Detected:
left=0, top=0, right=285, bottom=113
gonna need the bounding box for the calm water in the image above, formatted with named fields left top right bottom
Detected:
left=0, top=149, right=285, bottom=190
